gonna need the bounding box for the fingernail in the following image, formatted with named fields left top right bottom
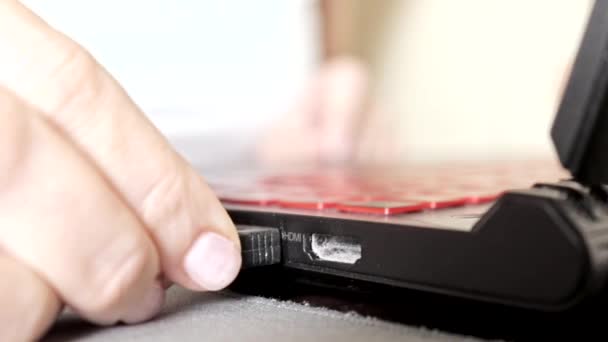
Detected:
left=184, top=232, right=242, bottom=291
left=122, top=281, right=165, bottom=324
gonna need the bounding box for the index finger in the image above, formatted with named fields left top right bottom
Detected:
left=0, top=1, right=241, bottom=291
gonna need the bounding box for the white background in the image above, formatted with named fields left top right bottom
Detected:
left=21, top=0, right=321, bottom=141
left=19, top=1, right=596, bottom=164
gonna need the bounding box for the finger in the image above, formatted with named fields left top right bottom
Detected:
left=355, top=102, right=402, bottom=165
left=256, top=76, right=324, bottom=165
left=0, top=2, right=241, bottom=291
left=317, top=57, right=370, bottom=163
left=0, top=254, right=61, bottom=342
left=0, top=88, right=162, bottom=325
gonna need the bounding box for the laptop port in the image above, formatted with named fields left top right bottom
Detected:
left=305, top=233, right=362, bottom=265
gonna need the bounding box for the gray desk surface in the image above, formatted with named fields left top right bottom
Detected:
left=43, top=285, right=489, bottom=342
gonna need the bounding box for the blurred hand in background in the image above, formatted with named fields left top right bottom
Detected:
left=257, top=0, right=399, bottom=167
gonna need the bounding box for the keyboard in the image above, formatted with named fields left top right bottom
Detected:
left=206, top=159, right=570, bottom=217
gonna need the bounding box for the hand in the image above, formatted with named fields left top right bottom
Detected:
left=0, top=2, right=241, bottom=340
left=256, top=56, right=401, bottom=166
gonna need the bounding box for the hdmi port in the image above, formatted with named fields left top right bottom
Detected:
left=305, top=233, right=362, bottom=265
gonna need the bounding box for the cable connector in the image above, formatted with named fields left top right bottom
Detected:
left=236, top=225, right=281, bottom=269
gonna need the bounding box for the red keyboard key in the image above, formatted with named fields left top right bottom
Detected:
left=218, top=192, right=278, bottom=206
left=439, top=189, right=503, bottom=205
left=407, top=195, right=469, bottom=209
left=464, top=192, right=503, bottom=204
left=336, top=200, right=429, bottom=215
left=277, top=196, right=344, bottom=210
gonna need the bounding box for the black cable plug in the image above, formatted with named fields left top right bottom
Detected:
left=236, top=225, right=281, bottom=269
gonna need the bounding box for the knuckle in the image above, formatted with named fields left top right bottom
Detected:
left=86, top=233, right=152, bottom=316
left=140, top=162, right=196, bottom=235
left=44, top=40, right=104, bottom=117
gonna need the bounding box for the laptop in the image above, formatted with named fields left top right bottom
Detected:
left=202, top=0, right=608, bottom=314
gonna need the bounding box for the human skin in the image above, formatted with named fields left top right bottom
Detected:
left=256, top=0, right=399, bottom=166
left=0, top=1, right=243, bottom=340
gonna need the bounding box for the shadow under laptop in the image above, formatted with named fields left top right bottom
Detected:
left=230, top=266, right=608, bottom=341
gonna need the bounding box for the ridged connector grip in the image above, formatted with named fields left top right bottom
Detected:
left=237, top=225, right=281, bottom=269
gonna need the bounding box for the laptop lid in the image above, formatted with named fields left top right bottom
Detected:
left=552, top=0, right=608, bottom=185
